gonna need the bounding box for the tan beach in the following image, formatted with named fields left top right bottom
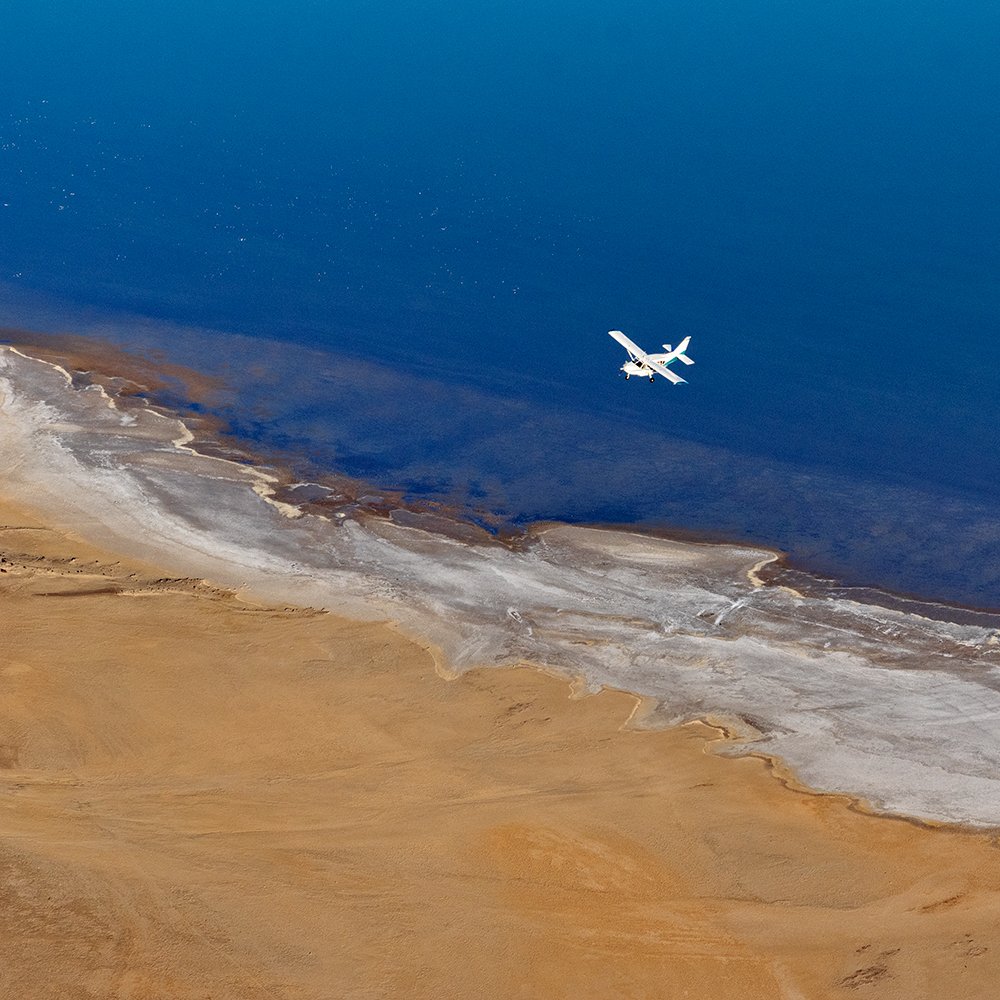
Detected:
left=2, top=493, right=999, bottom=999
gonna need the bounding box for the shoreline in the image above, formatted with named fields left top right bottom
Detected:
left=2, top=494, right=1000, bottom=995
left=2, top=338, right=1000, bottom=828
left=6, top=324, right=1000, bottom=622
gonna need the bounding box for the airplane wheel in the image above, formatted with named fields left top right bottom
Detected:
left=625, top=374, right=629, bottom=380
left=649, top=376, right=654, bottom=383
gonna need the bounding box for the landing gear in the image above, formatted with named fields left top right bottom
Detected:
left=649, top=375, right=655, bottom=383
left=625, top=373, right=630, bottom=380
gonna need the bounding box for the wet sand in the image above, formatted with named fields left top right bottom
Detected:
left=2, top=495, right=999, bottom=999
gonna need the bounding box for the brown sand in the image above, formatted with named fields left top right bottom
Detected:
left=1, top=497, right=998, bottom=999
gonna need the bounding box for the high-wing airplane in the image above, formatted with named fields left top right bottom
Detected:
left=609, top=330, right=694, bottom=384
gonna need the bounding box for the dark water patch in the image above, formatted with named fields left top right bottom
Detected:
left=753, top=557, right=1000, bottom=630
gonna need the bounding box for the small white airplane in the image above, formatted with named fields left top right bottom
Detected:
left=609, top=330, right=694, bottom=384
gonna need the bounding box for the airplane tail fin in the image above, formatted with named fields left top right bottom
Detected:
left=662, top=335, right=694, bottom=366
left=675, top=335, right=694, bottom=365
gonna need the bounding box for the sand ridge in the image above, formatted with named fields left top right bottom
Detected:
left=1, top=496, right=999, bottom=998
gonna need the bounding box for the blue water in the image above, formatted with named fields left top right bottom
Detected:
left=2, top=1, right=1000, bottom=606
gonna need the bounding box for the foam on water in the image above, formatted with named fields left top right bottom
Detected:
left=3, top=344, right=1000, bottom=826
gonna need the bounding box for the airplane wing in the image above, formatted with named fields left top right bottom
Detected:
left=608, top=330, right=645, bottom=360
left=647, top=358, right=686, bottom=384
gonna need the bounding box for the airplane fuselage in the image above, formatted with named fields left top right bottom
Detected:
left=622, top=361, right=653, bottom=380
left=622, top=354, right=673, bottom=380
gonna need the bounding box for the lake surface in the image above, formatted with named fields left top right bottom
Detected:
left=2, top=0, right=999, bottom=606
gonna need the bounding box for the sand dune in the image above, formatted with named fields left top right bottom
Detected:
left=1, top=496, right=998, bottom=998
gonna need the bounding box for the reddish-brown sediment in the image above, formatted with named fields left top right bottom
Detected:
left=0, top=328, right=226, bottom=406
